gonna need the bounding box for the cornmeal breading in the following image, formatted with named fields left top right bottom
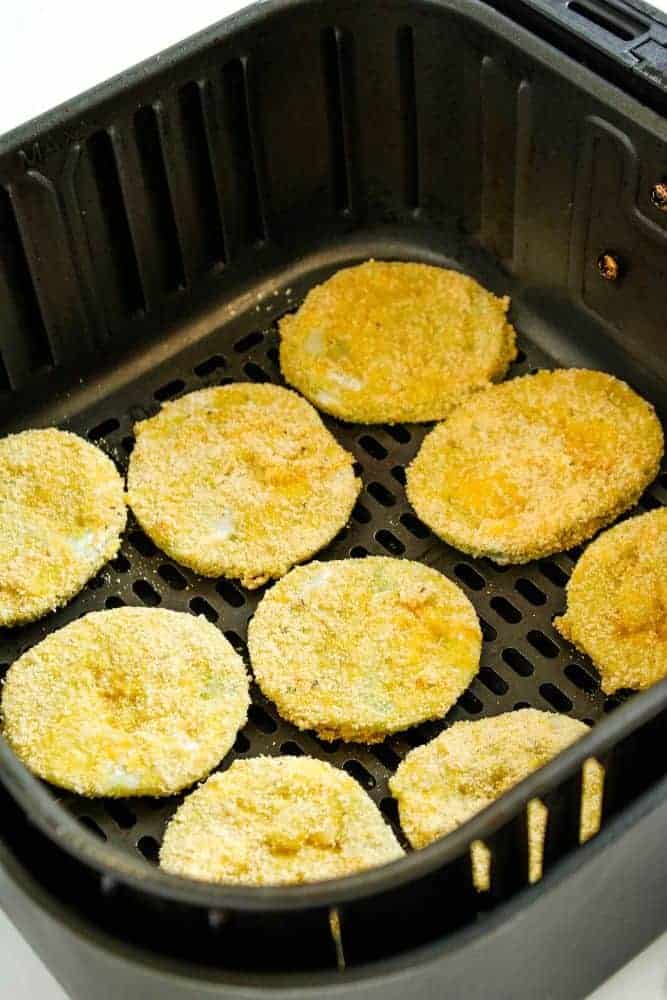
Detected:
left=127, top=384, right=360, bottom=588
left=279, top=261, right=517, bottom=424
left=1, top=608, right=250, bottom=797
left=390, top=709, right=603, bottom=891
left=555, top=508, right=667, bottom=693
left=160, top=756, right=403, bottom=885
left=407, top=369, right=663, bottom=564
left=248, top=557, right=482, bottom=743
left=0, top=428, right=126, bottom=627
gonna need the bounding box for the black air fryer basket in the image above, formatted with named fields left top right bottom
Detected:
left=2, top=1, right=667, bottom=997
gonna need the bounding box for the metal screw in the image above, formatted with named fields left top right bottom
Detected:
left=651, top=182, right=667, bottom=212
left=597, top=252, right=621, bottom=282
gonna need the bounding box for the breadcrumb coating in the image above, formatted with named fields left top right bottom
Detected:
left=407, top=369, right=663, bottom=564
left=0, top=428, right=126, bottom=627
left=279, top=261, right=517, bottom=424
left=555, top=508, right=667, bottom=693
left=160, top=756, right=403, bottom=885
left=248, top=557, right=482, bottom=743
left=390, top=709, right=603, bottom=891
left=1, top=607, right=250, bottom=797
left=127, top=384, right=360, bottom=588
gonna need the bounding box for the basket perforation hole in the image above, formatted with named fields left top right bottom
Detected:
left=514, top=701, right=531, bottom=710
left=158, top=564, right=187, bottom=591
left=640, top=492, right=661, bottom=511
left=501, top=647, right=534, bottom=677
left=367, top=482, right=396, bottom=507
left=111, top=554, right=130, bottom=573
left=538, top=560, right=569, bottom=587
left=375, top=529, right=405, bottom=555
left=480, top=618, right=497, bottom=642
left=350, top=545, right=369, bottom=558
left=277, top=740, right=303, bottom=757
left=371, top=744, right=401, bottom=769
left=454, top=563, right=485, bottom=591
left=313, top=737, right=341, bottom=754
left=133, top=580, right=161, bottom=606
left=194, top=355, right=226, bottom=377
left=384, top=424, right=411, bottom=443
left=344, top=760, right=376, bottom=789
left=216, top=580, right=245, bottom=607
left=514, top=349, right=527, bottom=364
left=479, top=667, right=509, bottom=696
left=104, top=801, right=137, bottom=829
left=359, top=435, right=388, bottom=460
left=105, top=596, right=125, bottom=609
left=122, top=436, right=134, bottom=454
left=515, top=578, right=547, bottom=606
left=234, top=732, right=250, bottom=752
left=88, top=417, right=120, bottom=441
left=380, top=796, right=401, bottom=824
left=490, top=596, right=522, bottom=623
left=267, top=346, right=280, bottom=367
left=137, top=835, right=160, bottom=864
left=248, top=704, right=277, bottom=734
left=235, top=331, right=264, bottom=352
left=540, top=683, right=572, bottom=712
left=352, top=501, right=371, bottom=524
left=458, top=690, right=483, bottom=714
left=564, top=662, right=600, bottom=693
left=391, top=465, right=407, bottom=486
left=154, top=379, right=185, bottom=402
left=189, top=596, right=218, bottom=622
left=352, top=461, right=364, bottom=476
left=129, top=530, right=157, bottom=558
left=527, top=629, right=559, bottom=658
left=400, top=512, right=429, bottom=538
left=88, top=570, right=108, bottom=590
left=79, top=816, right=107, bottom=840
left=224, top=630, right=248, bottom=658
left=244, top=362, right=269, bottom=382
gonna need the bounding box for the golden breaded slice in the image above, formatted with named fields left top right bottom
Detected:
left=279, top=261, right=517, bottom=424
left=407, top=369, right=663, bottom=564
left=160, top=756, right=403, bottom=885
left=248, top=557, right=482, bottom=743
left=0, top=428, right=126, bottom=627
left=126, top=384, right=360, bottom=588
left=390, top=709, right=603, bottom=891
left=555, top=508, right=667, bottom=693
left=1, top=607, right=249, bottom=797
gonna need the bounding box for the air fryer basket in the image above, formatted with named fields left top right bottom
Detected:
left=2, top=0, right=667, bottom=997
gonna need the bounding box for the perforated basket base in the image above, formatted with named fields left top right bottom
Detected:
left=1, top=233, right=665, bottom=872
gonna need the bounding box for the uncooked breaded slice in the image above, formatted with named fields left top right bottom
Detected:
left=248, top=557, right=482, bottom=743
left=389, top=709, right=603, bottom=891
left=160, top=756, right=403, bottom=885
left=555, top=508, right=667, bottom=693
left=127, top=383, right=360, bottom=588
left=407, top=369, right=663, bottom=564
left=0, top=428, right=126, bottom=627
left=279, top=260, right=517, bottom=424
left=1, top=607, right=250, bottom=797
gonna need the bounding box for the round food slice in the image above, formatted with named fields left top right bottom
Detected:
left=389, top=709, right=603, bottom=891
left=160, top=756, right=403, bottom=885
left=248, top=557, right=482, bottom=743
left=554, top=507, right=667, bottom=693
left=0, top=428, right=126, bottom=627
left=279, top=260, right=517, bottom=424
left=407, top=369, right=663, bottom=564
left=127, top=384, right=360, bottom=588
left=1, top=607, right=250, bottom=797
